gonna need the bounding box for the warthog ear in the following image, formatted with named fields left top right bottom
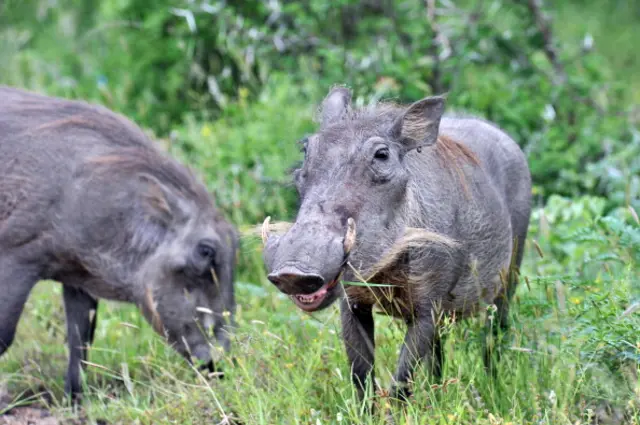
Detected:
left=390, top=95, right=445, bottom=151
left=137, top=173, right=189, bottom=224
left=320, top=86, right=352, bottom=127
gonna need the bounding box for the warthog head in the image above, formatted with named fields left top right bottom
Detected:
left=262, top=86, right=445, bottom=312
left=117, top=166, right=236, bottom=367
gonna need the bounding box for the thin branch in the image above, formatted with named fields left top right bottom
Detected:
left=425, top=0, right=451, bottom=94
left=524, top=0, right=567, bottom=85
left=446, top=0, right=484, bottom=95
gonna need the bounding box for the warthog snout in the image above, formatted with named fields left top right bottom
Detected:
left=267, top=266, right=325, bottom=294
left=262, top=217, right=356, bottom=313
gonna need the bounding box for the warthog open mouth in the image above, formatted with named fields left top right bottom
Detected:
left=290, top=273, right=341, bottom=311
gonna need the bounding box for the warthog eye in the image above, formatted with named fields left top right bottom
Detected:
left=188, top=241, right=218, bottom=277
left=374, top=147, right=390, bottom=161
left=197, top=243, right=216, bottom=262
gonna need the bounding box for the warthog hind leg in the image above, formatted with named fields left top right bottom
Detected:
left=62, top=284, right=99, bottom=400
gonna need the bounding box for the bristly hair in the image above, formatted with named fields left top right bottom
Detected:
left=4, top=86, right=152, bottom=150
left=297, top=135, right=310, bottom=148
left=433, top=134, right=480, bottom=197
left=288, top=134, right=311, bottom=192
left=86, top=148, right=213, bottom=208
left=435, top=134, right=479, bottom=167
left=2, top=86, right=215, bottom=210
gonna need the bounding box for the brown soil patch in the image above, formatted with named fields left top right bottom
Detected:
left=0, top=406, right=61, bottom=425
left=0, top=384, right=103, bottom=425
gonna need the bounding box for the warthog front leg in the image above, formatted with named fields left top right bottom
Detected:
left=62, top=285, right=98, bottom=400
left=340, top=298, right=375, bottom=400
left=0, top=257, right=39, bottom=355
left=391, top=311, right=442, bottom=401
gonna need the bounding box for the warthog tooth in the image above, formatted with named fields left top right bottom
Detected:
left=344, top=217, right=356, bottom=254
left=210, top=267, right=219, bottom=287
left=196, top=306, right=214, bottom=315
left=261, top=216, right=271, bottom=245
left=144, top=285, right=163, bottom=334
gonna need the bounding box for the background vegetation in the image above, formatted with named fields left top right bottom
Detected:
left=0, top=0, right=638, bottom=424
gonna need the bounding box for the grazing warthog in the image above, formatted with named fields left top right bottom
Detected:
left=0, top=86, right=237, bottom=399
left=262, top=87, right=532, bottom=400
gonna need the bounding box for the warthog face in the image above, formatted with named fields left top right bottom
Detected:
left=263, top=87, right=445, bottom=312
left=135, top=173, right=236, bottom=366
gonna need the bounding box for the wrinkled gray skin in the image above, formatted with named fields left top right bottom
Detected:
left=264, top=87, right=532, bottom=401
left=0, top=86, right=237, bottom=400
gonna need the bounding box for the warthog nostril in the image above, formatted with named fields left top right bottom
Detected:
left=267, top=269, right=326, bottom=294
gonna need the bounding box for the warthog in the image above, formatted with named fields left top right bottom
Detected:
left=0, top=86, right=237, bottom=399
left=262, top=87, right=532, bottom=400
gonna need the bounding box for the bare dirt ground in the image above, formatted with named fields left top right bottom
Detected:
left=0, top=383, right=110, bottom=425
left=0, top=407, right=61, bottom=425
left=1, top=384, right=63, bottom=425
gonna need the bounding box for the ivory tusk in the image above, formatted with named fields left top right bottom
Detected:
left=144, top=285, right=164, bottom=334
left=261, top=216, right=271, bottom=245
left=344, top=217, right=356, bottom=254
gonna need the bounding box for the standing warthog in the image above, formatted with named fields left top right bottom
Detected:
left=262, top=87, right=532, bottom=400
left=0, top=86, right=237, bottom=399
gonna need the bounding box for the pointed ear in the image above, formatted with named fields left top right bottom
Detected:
left=137, top=173, right=189, bottom=223
left=320, top=86, right=352, bottom=127
left=389, top=95, right=445, bottom=151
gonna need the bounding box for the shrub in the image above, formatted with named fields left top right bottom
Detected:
left=2, top=0, right=637, bottom=209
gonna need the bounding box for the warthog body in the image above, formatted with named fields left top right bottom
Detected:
left=263, top=87, right=532, bottom=400
left=0, top=86, right=237, bottom=398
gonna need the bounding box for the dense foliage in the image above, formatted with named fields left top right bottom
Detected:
left=0, top=0, right=638, bottom=424
left=2, top=0, right=639, bottom=210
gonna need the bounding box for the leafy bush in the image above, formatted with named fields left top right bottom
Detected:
left=1, top=0, right=638, bottom=209
left=523, top=195, right=639, bottom=401
left=167, top=74, right=317, bottom=225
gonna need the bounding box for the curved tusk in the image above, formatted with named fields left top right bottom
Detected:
left=344, top=217, right=356, bottom=255
left=261, top=216, right=271, bottom=245
left=144, top=285, right=164, bottom=335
